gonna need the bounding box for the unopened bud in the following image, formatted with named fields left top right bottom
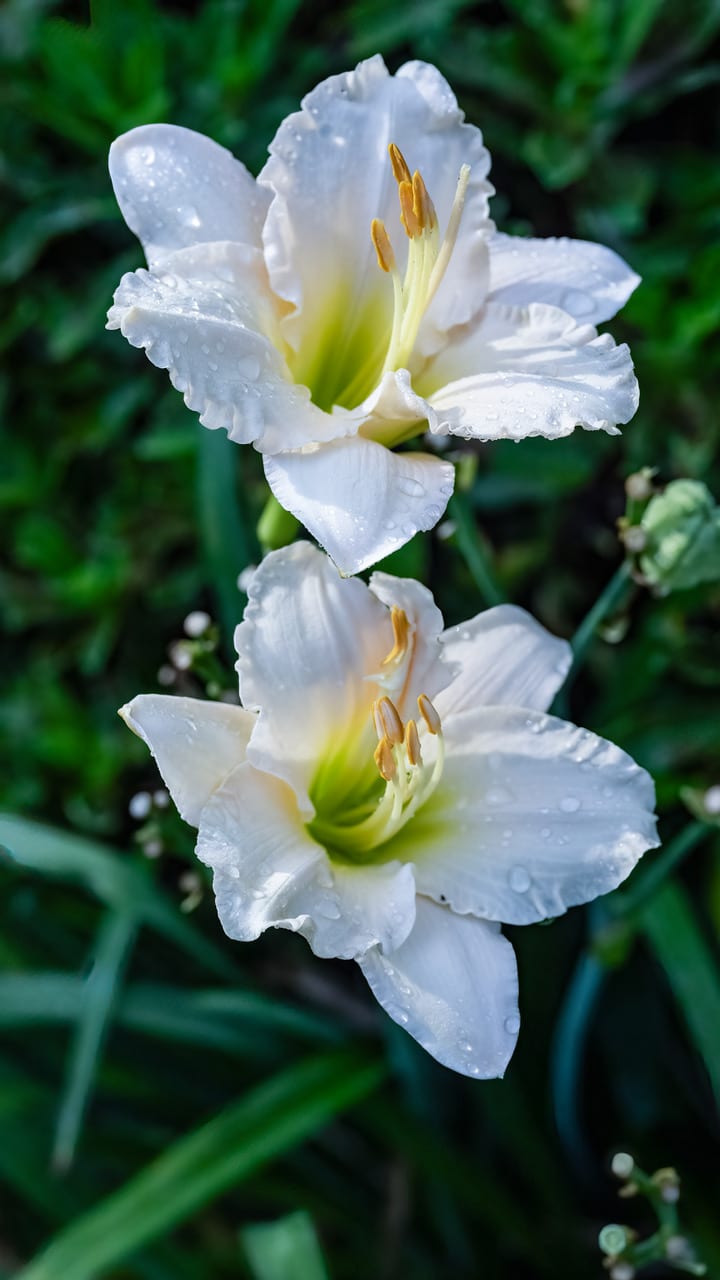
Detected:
left=625, top=469, right=654, bottom=502
left=153, top=789, right=170, bottom=809
left=610, top=1264, right=635, bottom=1280
left=183, top=610, right=211, bottom=638
left=129, top=791, right=152, bottom=820
left=143, top=838, right=163, bottom=858
left=611, top=1152, right=635, bottom=1180
left=169, top=640, right=193, bottom=671
left=621, top=525, right=647, bottom=554
left=157, top=664, right=176, bottom=687
left=599, top=1225, right=632, bottom=1257
left=703, top=785, right=720, bottom=815
left=640, top=479, right=720, bottom=595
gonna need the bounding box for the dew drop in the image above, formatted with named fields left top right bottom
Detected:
left=504, top=1013, right=521, bottom=1035
left=560, top=795, right=580, bottom=813
left=396, top=475, right=425, bottom=498
left=509, top=865, right=531, bottom=893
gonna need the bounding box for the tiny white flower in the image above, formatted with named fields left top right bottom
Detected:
left=120, top=544, right=658, bottom=1078
left=108, top=57, right=640, bottom=575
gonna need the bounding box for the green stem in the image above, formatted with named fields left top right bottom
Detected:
left=612, top=821, right=710, bottom=917
left=570, top=558, right=633, bottom=664
left=257, top=493, right=299, bottom=553
left=448, top=493, right=505, bottom=607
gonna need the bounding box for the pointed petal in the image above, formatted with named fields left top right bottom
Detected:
left=107, top=242, right=343, bottom=452
left=436, top=604, right=572, bottom=719
left=359, top=899, right=519, bottom=1078
left=109, top=124, right=270, bottom=267
left=119, top=694, right=254, bottom=826
left=198, top=762, right=416, bottom=958
left=404, top=707, right=659, bottom=925
left=259, top=56, right=493, bottom=395
left=264, top=436, right=455, bottom=576
left=235, top=543, right=391, bottom=809
left=424, top=301, right=639, bottom=440
left=488, top=232, right=640, bottom=325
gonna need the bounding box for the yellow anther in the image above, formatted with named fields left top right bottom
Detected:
left=405, top=718, right=422, bottom=766
left=381, top=606, right=410, bottom=666
left=373, top=696, right=404, bottom=745
left=411, top=170, right=437, bottom=233
left=388, top=142, right=411, bottom=185
left=398, top=179, right=422, bottom=239
left=370, top=218, right=396, bottom=274
left=374, top=736, right=397, bottom=782
left=417, top=693, right=442, bottom=735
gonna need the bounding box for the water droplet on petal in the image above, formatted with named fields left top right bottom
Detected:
left=504, top=1013, right=521, bottom=1035
left=509, top=865, right=531, bottom=893
left=560, top=795, right=580, bottom=813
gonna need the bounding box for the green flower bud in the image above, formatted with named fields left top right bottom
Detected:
left=640, top=479, right=720, bottom=595
left=599, top=1224, right=632, bottom=1257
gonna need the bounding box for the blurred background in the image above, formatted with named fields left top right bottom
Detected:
left=2, top=1, right=720, bottom=1276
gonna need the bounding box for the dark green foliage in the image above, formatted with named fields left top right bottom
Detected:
left=1, top=1, right=719, bottom=1276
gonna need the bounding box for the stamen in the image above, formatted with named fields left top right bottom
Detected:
left=373, top=696, right=404, bottom=745
left=389, top=142, right=411, bottom=185
left=398, top=179, right=421, bottom=239
left=405, top=718, right=422, bottom=766
left=371, top=218, right=396, bottom=274
left=381, top=606, right=410, bottom=666
left=417, top=693, right=442, bottom=735
left=411, top=171, right=436, bottom=233
left=374, top=736, right=397, bottom=782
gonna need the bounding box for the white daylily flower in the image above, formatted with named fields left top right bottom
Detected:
left=120, top=543, right=658, bottom=1078
left=108, top=56, right=640, bottom=575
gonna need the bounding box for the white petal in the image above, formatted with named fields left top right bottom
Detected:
left=359, top=898, right=519, bottom=1078
left=368, top=572, right=455, bottom=711
left=235, top=542, right=391, bottom=809
left=404, top=707, right=659, bottom=925
left=263, top=436, right=455, bottom=576
left=119, top=694, right=254, bottom=826
left=259, top=56, right=493, bottom=395
left=197, top=762, right=416, bottom=958
left=423, top=301, right=639, bottom=440
left=488, top=232, right=640, bottom=325
left=435, top=604, right=571, bottom=719
left=109, top=124, right=270, bottom=268
left=107, top=242, right=343, bottom=452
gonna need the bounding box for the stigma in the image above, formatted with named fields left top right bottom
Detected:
left=371, top=143, right=470, bottom=376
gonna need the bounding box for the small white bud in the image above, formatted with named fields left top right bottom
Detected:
left=128, top=791, right=152, bottom=820
left=143, top=838, right=163, bottom=858
left=611, top=1152, right=635, bottom=1180
left=703, top=785, right=720, bottom=815
left=183, top=610, right=211, bottom=638
left=157, top=664, right=176, bottom=687
left=153, top=789, right=170, bottom=810
left=169, top=640, right=193, bottom=671
left=610, top=1264, right=635, bottom=1280
left=625, top=470, right=654, bottom=502
left=622, top=526, right=647, bottom=553
left=237, top=565, right=257, bottom=593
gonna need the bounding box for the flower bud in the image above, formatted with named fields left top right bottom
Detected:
left=599, top=1224, right=632, bottom=1257
left=611, top=1152, right=635, bottom=1180
left=639, top=479, right=720, bottom=595
left=183, top=610, right=211, bottom=638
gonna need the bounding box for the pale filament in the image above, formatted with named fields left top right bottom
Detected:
left=371, top=142, right=471, bottom=376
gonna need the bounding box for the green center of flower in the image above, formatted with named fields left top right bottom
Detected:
left=307, top=607, right=446, bottom=864
left=299, top=144, right=470, bottom=418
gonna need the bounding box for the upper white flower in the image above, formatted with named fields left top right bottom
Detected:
left=108, top=56, right=640, bottom=575
left=120, top=543, right=658, bottom=1078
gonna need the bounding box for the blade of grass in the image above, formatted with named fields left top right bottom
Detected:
left=196, top=428, right=254, bottom=648
left=52, top=908, right=138, bottom=1171
left=0, top=814, right=236, bottom=979
left=448, top=492, right=505, bottom=607
left=639, top=880, right=720, bottom=1102
left=16, top=1050, right=384, bottom=1280
left=0, top=976, right=341, bottom=1048
left=242, top=1210, right=330, bottom=1280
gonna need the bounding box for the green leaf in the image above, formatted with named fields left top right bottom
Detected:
left=242, top=1210, right=330, bottom=1280
left=52, top=909, right=138, bottom=1170
left=16, top=1050, right=384, bottom=1280
left=640, top=881, right=720, bottom=1101
left=0, top=814, right=236, bottom=979
left=196, top=428, right=256, bottom=647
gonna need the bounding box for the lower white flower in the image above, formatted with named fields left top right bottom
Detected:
left=120, top=544, right=658, bottom=1077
